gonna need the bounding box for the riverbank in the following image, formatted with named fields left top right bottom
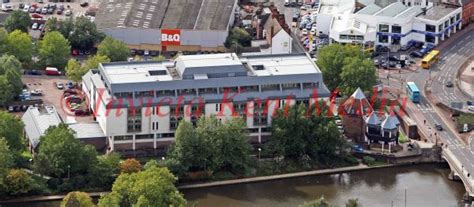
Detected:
left=0, top=162, right=431, bottom=204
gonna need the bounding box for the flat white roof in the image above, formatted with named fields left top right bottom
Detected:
left=176, top=53, right=242, bottom=68
left=374, top=2, right=408, bottom=17
left=243, top=55, right=320, bottom=76
left=102, top=62, right=174, bottom=84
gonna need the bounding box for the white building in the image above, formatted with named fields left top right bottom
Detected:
left=82, top=53, right=330, bottom=153
left=316, top=0, right=463, bottom=49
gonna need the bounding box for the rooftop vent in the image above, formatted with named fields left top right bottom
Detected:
left=148, top=70, right=167, bottom=76
left=253, top=65, right=265, bottom=70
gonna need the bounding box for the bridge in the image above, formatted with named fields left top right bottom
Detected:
left=442, top=146, right=474, bottom=198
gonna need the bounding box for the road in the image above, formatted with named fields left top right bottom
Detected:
left=270, top=0, right=306, bottom=53
left=429, top=29, right=474, bottom=112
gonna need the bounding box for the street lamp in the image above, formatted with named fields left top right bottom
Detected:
left=67, top=165, right=71, bottom=179
left=258, top=148, right=262, bottom=161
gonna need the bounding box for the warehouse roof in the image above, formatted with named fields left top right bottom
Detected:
left=96, top=0, right=236, bottom=30
left=375, top=2, right=408, bottom=17
left=418, top=4, right=459, bottom=21
left=69, top=123, right=105, bottom=139
left=22, top=106, right=62, bottom=149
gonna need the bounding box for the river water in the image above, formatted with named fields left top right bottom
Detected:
left=4, top=164, right=466, bottom=207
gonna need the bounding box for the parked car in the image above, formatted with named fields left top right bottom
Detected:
left=410, top=51, right=423, bottom=58
left=445, top=80, right=454, bottom=87
left=435, top=124, right=443, bottom=131
left=45, top=67, right=61, bottom=76
left=65, top=9, right=72, bottom=16
left=80, top=2, right=89, bottom=7
left=47, top=7, right=54, bottom=14
left=388, top=55, right=400, bottom=62
left=56, top=9, right=63, bottom=15
left=41, top=7, right=47, bottom=14
left=38, top=24, right=44, bottom=31
left=419, top=43, right=435, bottom=55
left=74, top=109, right=90, bottom=116
left=23, top=70, right=42, bottom=75
left=399, top=44, right=412, bottom=51
left=467, top=101, right=473, bottom=106
left=30, top=89, right=43, bottom=96
left=66, top=81, right=74, bottom=89
left=28, top=6, right=35, bottom=13
left=301, top=29, right=308, bottom=36
left=31, top=22, right=39, bottom=30
left=468, top=105, right=474, bottom=112
left=56, top=82, right=64, bottom=90
left=1, top=4, right=13, bottom=12
left=35, top=7, right=41, bottom=13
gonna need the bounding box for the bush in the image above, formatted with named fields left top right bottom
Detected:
left=362, top=156, right=376, bottom=166
left=211, top=171, right=235, bottom=181
left=344, top=156, right=359, bottom=165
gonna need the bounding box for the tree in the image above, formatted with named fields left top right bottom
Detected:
left=87, top=152, right=120, bottom=188
left=119, top=159, right=142, bottom=174
left=97, top=36, right=130, bottom=62
left=6, top=30, right=33, bottom=63
left=144, top=160, right=159, bottom=170
left=68, top=17, right=104, bottom=50
left=340, top=57, right=377, bottom=96
left=346, top=198, right=362, bottom=207
left=4, top=11, right=32, bottom=33
left=39, top=31, right=71, bottom=68
left=4, top=169, right=33, bottom=196
left=316, top=44, right=369, bottom=92
left=0, top=138, right=13, bottom=197
left=0, top=29, right=8, bottom=55
left=65, top=59, right=85, bottom=83
left=217, top=118, right=252, bottom=174
left=45, top=17, right=60, bottom=32
left=0, top=55, right=23, bottom=96
left=34, top=124, right=97, bottom=177
left=83, top=55, right=110, bottom=71
left=98, top=166, right=186, bottom=207
left=300, top=196, right=334, bottom=207
left=61, top=191, right=95, bottom=207
left=0, top=111, right=25, bottom=153
left=0, top=77, right=13, bottom=107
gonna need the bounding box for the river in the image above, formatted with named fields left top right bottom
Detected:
left=4, top=164, right=466, bottom=207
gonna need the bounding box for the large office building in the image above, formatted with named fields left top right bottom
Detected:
left=316, top=0, right=463, bottom=49
left=82, top=53, right=330, bottom=153
left=95, top=0, right=238, bottom=53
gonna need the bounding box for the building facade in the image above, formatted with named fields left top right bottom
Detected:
left=82, top=53, right=330, bottom=153
left=317, top=0, right=463, bottom=49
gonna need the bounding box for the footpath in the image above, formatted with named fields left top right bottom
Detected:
left=0, top=163, right=410, bottom=204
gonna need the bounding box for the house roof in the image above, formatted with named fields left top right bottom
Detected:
left=366, top=112, right=382, bottom=125
left=381, top=113, right=400, bottom=129
left=343, top=88, right=373, bottom=116
left=21, top=106, right=62, bottom=148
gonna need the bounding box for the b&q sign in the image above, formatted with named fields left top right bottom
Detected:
left=161, top=29, right=181, bottom=46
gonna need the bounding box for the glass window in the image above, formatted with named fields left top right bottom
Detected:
left=198, top=88, right=217, bottom=95
left=378, top=35, right=388, bottom=43
left=156, top=90, right=175, bottom=97
left=240, top=85, right=259, bottom=92
left=114, top=135, right=133, bottom=141
left=282, top=83, right=301, bottom=90
left=425, top=35, right=435, bottom=43
left=303, top=82, right=319, bottom=89
left=379, top=24, right=389, bottom=32
left=425, top=24, right=436, bottom=32
left=127, top=108, right=142, bottom=132
left=456, top=13, right=461, bottom=21
left=261, top=84, right=280, bottom=91
left=391, top=26, right=401, bottom=34
left=134, top=91, right=154, bottom=98
left=136, top=134, right=154, bottom=139
left=177, top=89, right=196, bottom=96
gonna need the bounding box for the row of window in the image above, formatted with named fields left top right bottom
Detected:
left=339, top=35, right=364, bottom=41
left=114, top=133, right=175, bottom=141
left=114, top=82, right=320, bottom=99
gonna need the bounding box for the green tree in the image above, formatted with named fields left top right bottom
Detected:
left=68, top=17, right=104, bottom=50
left=300, top=196, right=333, bottom=207
left=65, top=59, right=85, bottom=83
left=97, top=36, right=130, bottom=62
left=38, top=31, right=71, bottom=68
left=217, top=118, right=252, bottom=174
left=144, top=160, right=159, bottom=170
left=316, top=44, right=369, bottom=92
left=0, top=77, right=13, bottom=107
left=83, top=55, right=110, bottom=71
left=61, top=191, right=95, bottom=207
left=0, top=111, right=25, bottom=153
left=87, top=152, right=120, bottom=188
left=346, top=198, right=362, bottom=207
left=44, top=17, right=60, bottom=32
left=340, top=57, right=377, bottom=96
left=34, top=124, right=97, bottom=177
left=98, top=166, right=186, bottom=207
left=0, top=28, right=8, bottom=55
left=4, top=11, right=32, bottom=33
left=6, top=30, right=33, bottom=63
left=4, top=169, right=33, bottom=196
left=0, top=55, right=23, bottom=102
left=119, top=159, right=142, bottom=174
left=0, top=138, right=13, bottom=197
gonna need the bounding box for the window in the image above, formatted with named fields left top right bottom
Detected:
left=127, top=108, right=142, bottom=132
left=152, top=122, right=159, bottom=131
left=378, top=35, right=388, bottom=43
left=261, top=84, right=280, bottom=91
left=233, top=102, right=247, bottom=116
left=391, top=25, right=401, bottom=34
left=456, top=13, right=460, bottom=21
left=114, top=135, right=133, bottom=141
left=392, top=36, right=400, bottom=45
left=450, top=16, right=455, bottom=24
left=114, top=92, right=133, bottom=98
left=156, top=90, right=175, bottom=97
left=303, top=82, right=319, bottom=89
left=296, top=99, right=310, bottom=106
left=240, top=85, right=259, bottom=93
left=438, top=24, right=444, bottom=32
left=253, top=112, right=268, bottom=126
left=378, top=24, right=389, bottom=32
left=219, top=87, right=239, bottom=93
left=156, top=133, right=175, bottom=139
left=170, top=106, right=184, bottom=117
left=177, top=88, right=196, bottom=96
left=169, top=116, right=183, bottom=130
left=282, top=83, right=301, bottom=90
left=340, top=35, right=348, bottom=40
left=425, top=24, right=436, bottom=32
left=198, top=88, right=217, bottom=95
left=134, top=91, right=154, bottom=98
left=425, top=35, right=435, bottom=43
left=136, top=134, right=154, bottom=140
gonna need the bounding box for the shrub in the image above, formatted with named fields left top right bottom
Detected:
left=362, top=156, right=376, bottom=166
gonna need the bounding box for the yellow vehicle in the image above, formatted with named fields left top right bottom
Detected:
left=421, top=50, right=440, bottom=69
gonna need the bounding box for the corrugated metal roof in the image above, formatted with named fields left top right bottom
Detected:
left=69, top=123, right=105, bottom=139
left=375, top=2, right=408, bottom=17
left=356, top=4, right=382, bottom=15
left=21, top=106, right=62, bottom=148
